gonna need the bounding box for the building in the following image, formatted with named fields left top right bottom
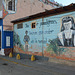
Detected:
left=0, top=0, right=14, bottom=55
left=0, top=0, right=61, bottom=56
left=0, top=18, right=13, bottom=55
left=1, top=0, right=59, bottom=31
left=12, top=4, right=75, bottom=61
left=0, top=0, right=60, bottom=56
left=39, top=0, right=63, bottom=8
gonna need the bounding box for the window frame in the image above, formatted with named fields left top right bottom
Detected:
left=6, top=0, right=15, bottom=11
left=17, top=23, right=23, bottom=29
left=8, top=1, right=12, bottom=10
left=31, top=21, right=36, bottom=29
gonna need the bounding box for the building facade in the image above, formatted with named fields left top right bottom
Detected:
left=0, top=0, right=60, bottom=55
left=0, top=0, right=14, bottom=55
left=0, top=0, right=60, bottom=56
left=1, top=0, right=59, bottom=30
left=0, top=18, right=13, bottom=55
left=12, top=4, right=75, bottom=61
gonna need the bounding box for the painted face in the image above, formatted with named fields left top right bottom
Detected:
left=63, top=21, right=72, bottom=30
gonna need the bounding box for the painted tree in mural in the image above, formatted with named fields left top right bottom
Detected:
left=13, top=31, right=24, bottom=51
left=46, top=38, right=65, bottom=55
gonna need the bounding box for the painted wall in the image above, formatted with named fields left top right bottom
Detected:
left=0, top=19, right=13, bottom=55
left=14, top=11, right=75, bottom=61
left=2, top=31, right=13, bottom=49
left=0, top=19, right=3, bottom=26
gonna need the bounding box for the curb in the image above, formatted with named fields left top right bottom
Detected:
left=13, top=52, right=49, bottom=61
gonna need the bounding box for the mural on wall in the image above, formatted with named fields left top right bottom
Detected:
left=44, top=15, right=75, bottom=61
left=13, top=31, right=24, bottom=53
left=14, top=11, right=75, bottom=61
left=46, top=38, right=65, bottom=56
left=58, top=16, right=75, bottom=47
left=23, top=30, right=30, bottom=52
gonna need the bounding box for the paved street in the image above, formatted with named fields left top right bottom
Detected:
left=0, top=56, right=75, bottom=75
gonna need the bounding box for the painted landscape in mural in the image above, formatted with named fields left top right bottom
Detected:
left=14, top=11, right=75, bottom=61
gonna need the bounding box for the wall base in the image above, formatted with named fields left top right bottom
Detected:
left=13, top=52, right=49, bottom=61
left=4, top=48, right=13, bottom=56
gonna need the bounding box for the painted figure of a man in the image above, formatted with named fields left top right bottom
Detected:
left=23, top=31, right=30, bottom=51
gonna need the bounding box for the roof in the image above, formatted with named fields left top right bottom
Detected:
left=11, top=3, right=75, bottom=24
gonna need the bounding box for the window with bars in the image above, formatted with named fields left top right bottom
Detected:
left=17, top=23, right=23, bottom=29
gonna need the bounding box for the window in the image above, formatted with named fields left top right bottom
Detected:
left=17, top=23, right=23, bottom=29
left=8, top=1, right=12, bottom=10
left=31, top=22, right=36, bottom=29
left=6, top=0, right=15, bottom=11
left=6, top=36, right=10, bottom=47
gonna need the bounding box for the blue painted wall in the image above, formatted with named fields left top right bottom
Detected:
left=0, top=19, right=3, bottom=26
left=2, top=31, right=13, bottom=49
left=0, top=19, right=13, bottom=56
left=0, top=19, right=13, bottom=49
left=14, top=11, right=75, bottom=61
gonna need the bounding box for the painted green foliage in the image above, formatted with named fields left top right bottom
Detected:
left=13, top=31, right=24, bottom=51
left=46, top=38, right=66, bottom=55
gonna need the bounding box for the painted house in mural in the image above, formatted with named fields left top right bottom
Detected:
left=12, top=4, right=75, bottom=61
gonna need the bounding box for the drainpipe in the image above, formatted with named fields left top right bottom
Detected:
left=42, top=17, right=44, bottom=57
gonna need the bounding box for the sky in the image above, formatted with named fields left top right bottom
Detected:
left=55, top=0, right=75, bottom=6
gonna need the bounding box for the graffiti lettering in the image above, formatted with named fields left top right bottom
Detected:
left=40, top=20, right=57, bottom=26
left=31, top=38, right=47, bottom=44
left=25, top=24, right=29, bottom=28
left=39, top=30, right=54, bottom=35
left=31, top=40, right=34, bottom=43
left=29, top=30, right=54, bottom=35
left=38, top=39, right=47, bottom=44
left=29, top=31, right=37, bottom=35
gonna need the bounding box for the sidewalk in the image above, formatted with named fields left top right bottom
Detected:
left=0, top=55, right=75, bottom=68
left=0, top=55, right=48, bottom=68
left=13, top=52, right=75, bottom=67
